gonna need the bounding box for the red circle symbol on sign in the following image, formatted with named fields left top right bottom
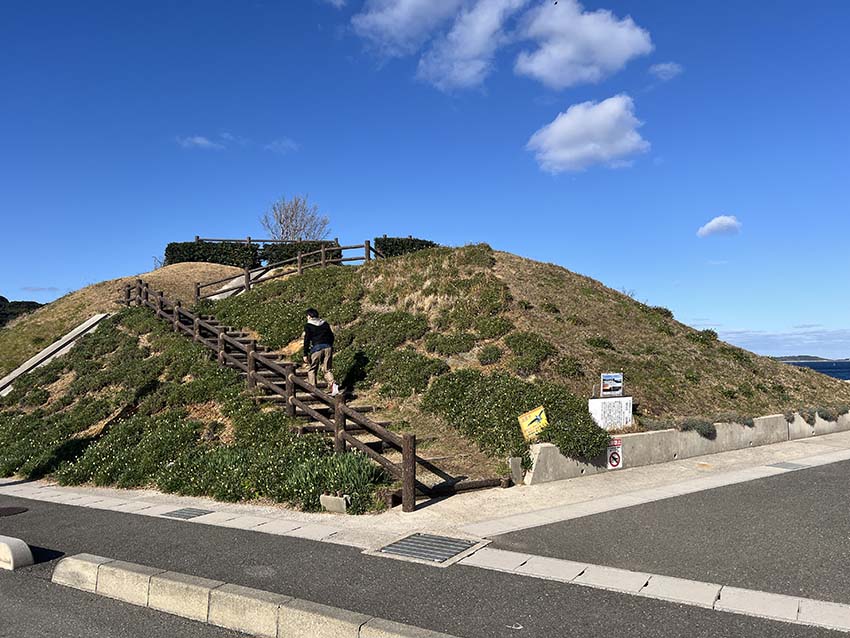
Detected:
left=608, top=452, right=621, bottom=467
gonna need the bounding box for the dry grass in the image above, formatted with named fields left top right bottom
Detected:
left=0, top=262, right=241, bottom=377
left=187, top=401, right=235, bottom=443
left=491, top=251, right=850, bottom=418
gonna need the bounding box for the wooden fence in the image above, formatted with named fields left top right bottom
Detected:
left=194, top=240, right=384, bottom=302
left=123, top=279, right=421, bottom=512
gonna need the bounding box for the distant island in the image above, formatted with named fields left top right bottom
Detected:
left=774, top=355, right=834, bottom=362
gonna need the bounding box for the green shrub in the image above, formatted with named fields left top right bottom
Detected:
left=556, top=356, right=584, bottom=378
left=565, top=315, right=588, bottom=327
left=719, top=388, right=738, bottom=400
left=504, top=332, right=556, bottom=375
left=678, top=418, right=716, bottom=439
left=517, top=300, right=533, bottom=310
left=374, top=236, right=438, bottom=258
left=455, top=243, right=496, bottom=267
left=541, top=302, right=560, bottom=314
left=164, top=241, right=260, bottom=268
left=374, top=349, right=449, bottom=397
left=425, top=332, right=477, bottom=356
left=650, top=306, right=674, bottom=319
left=422, top=370, right=609, bottom=461
left=474, top=316, right=514, bottom=339
left=477, top=345, right=503, bottom=365
left=684, top=370, right=701, bottom=383
left=714, top=412, right=755, bottom=427
left=686, top=329, right=718, bottom=346
left=586, top=335, right=614, bottom=350
left=640, top=418, right=674, bottom=431
left=817, top=406, right=839, bottom=422
left=799, top=407, right=817, bottom=426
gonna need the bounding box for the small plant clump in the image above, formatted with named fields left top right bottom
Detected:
left=541, top=301, right=560, bottom=314
left=474, top=315, right=514, bottom=339
left=555, top=356, right=584, bottom=378
left=817, top=406, right=839, bottom=423
left=373, top=348, right=449, bottom=397
left=586, top=335, right=615, bottom=350
left=714, top=412, right=755, bottom=427
left=425, top=332, right=477, bottom=356
left=650, top=306, right=674, bottom=319
left=678, top=418, right=717, bottom=439
left=686, top=329, right=719, bottom=346
left=504, top=331, right=557, bottom=376
left=477, top=345, right=503, bottom=366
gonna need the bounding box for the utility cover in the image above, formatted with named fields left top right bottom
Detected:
left=161, top=507, right=214, bottom=520
left=380, top=533, right=476, bottom=563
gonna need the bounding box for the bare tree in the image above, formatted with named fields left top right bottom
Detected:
left=260, top=195, right=330, bottom=241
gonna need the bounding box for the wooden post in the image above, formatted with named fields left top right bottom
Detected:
left=364, top=240, right=371, bottom=262
left=156, top=291, right=164, bottom=318
left=246, top=341, right=256, bottom=389
left=285, top=364, right=296, bottom=418
left=195, top=235, right=201, bottom=243
left=218, top=332, right=226, bottom=366
left=297, top=253, right=303, bottom=275
left=193, top=317, right=200, bottom=342
left=402, top=433, right=416, bottom=513
left=135, top=280, right=143, bottom=306
left=194, top=282, right=200, bottom=304
left=122, top=284, right=131, bottom=307
left=142, top=282, right=150, bottom=305
left=333, top=394, right=346, bottom=454
left=244, top=265, right=251, bottom=292
left=172, top=301, right=181, bottom=332
left=321, top=245, right=327, bottom=268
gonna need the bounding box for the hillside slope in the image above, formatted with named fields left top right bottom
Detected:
left=204, top=244, right=850, bottom=424
left=0, top=262, right=241, bottom=377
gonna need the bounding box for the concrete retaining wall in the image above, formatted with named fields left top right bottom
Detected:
left=524, top=411, right=850, bottom=485
left=52, top=554, right=457, bottom=638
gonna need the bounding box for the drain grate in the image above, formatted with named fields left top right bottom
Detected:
left=380, top=534, right=476, bottom=563
left=768, top=462, right=809, bottom=470
left=161, top=507, right=214, bottom=520
left=0, top=507, right=28, bottom=517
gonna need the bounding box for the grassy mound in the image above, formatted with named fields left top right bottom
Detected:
left=199, top=243, right=850, bottom=464
left=0, top=262, right=242, bottom=377
left=0, top=308, right=388, bottom=513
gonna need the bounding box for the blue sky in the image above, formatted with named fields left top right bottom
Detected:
left=2, top=1, right=848, bottom=357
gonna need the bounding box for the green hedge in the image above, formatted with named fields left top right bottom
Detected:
left=374, top=236, right=438, bottom=258
left=164, top=241, right=260, bottom=268
left=422, top=370, right=609, bottom=461
left=260, top=240, right=341, bottom=265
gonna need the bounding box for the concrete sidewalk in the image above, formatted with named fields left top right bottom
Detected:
left=3, top=430, right=850, bottom=548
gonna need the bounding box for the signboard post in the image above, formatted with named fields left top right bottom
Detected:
left=606, top=438, right=623, bottom=470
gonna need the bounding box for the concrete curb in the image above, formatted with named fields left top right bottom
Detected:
left=459, top=548, right=850, bottom=632
left=51, top=554, right=460, bottom=638
left=0, top=534, right=34, bottom=571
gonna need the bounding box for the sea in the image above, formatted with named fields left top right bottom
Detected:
left=787, top=361, right=850, bottom=381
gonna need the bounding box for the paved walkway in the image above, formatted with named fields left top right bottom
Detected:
left=3, top=430, right=850, bottom=552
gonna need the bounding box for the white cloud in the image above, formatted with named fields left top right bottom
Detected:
left=649, top=61, right=683, bottom=81
left=352, top=0, right=464, bottom=56
left=514, top=0, right=652, bottom=89
left=526, top=94, right=649, bottom=172
left=697, top=215, right=742, bottom=238
left=417, top=0, right=528, bottom=90
left=323, top=0, right=346, bottom=7
left=176, top=135, right=224, bottom=150
left=264, top=138, right=300, bottom=154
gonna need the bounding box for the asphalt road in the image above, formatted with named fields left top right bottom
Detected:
left=0, top=568, right=242, bottom=638
left=0, top=494, right=844, bottom=638
left=493, top=459, right=850, bottom=604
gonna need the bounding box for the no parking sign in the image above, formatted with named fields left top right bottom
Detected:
left=607, top=438, right=623, bottom=470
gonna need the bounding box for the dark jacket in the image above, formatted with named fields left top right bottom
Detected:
left=304, top=318, right=335, bottom=355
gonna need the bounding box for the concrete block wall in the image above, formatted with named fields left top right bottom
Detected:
left=524, top=411, right=850, bottom=485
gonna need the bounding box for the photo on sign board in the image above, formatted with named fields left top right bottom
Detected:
left=600, top=372, right=624, bottom=397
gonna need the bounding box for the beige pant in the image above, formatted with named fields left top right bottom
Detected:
left=308, top=347, right=335, bottom=388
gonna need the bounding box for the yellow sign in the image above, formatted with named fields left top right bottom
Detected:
left=518, top=406, right=548, bottom=442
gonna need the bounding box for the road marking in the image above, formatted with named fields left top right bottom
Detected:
left=457, top=547, right=850, bottom=632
